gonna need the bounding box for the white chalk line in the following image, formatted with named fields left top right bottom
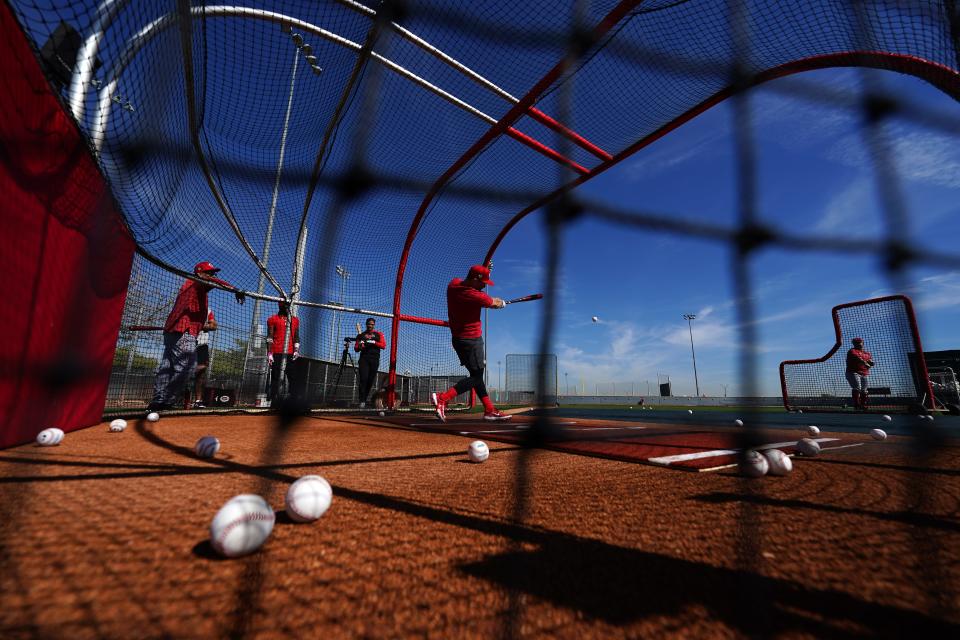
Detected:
left=648, top=438, right=839, bottom=466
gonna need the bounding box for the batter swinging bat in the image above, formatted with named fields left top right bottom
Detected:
left=503, top=294, right=543, bottom=305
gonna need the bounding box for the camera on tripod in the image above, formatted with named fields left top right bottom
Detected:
left=344, top=336, right=357, bottom=342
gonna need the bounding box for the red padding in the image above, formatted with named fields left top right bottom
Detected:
left=0, top=4, right=135, bottom=448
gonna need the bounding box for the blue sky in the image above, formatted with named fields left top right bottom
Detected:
left=485, top=67, right=960, bottom=397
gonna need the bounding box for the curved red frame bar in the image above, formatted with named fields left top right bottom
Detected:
left=778, top=294, right=934, bottom=412
left=388, top=42, right=960, bottom=408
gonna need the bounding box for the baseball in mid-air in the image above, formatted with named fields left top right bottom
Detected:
left=763, top=449, right=793, bottom=476
left=36, top=428, right=64, bottom=446
left=210, top=494, right=275, bottom=557
left=806, top=425, right=820, bottom=436
left=740, top=450, right=769, bottom=478
left=468, top=440, right=490, bottom=463
left=109, top=419, right=127, bottom=432
left=734, top=419, right=744, bottom=427
left=285, top=475, right=333, bottom=523
left=146, top=412, right=160, bottom=422
left=591, top=316, right=599, bottom=323
left=882, top=414, right=892, bottom=422
left=870, top=428, right=887, bottom=441
left=194, top=435, right=220, bottom=459
left=796, top=438, right=821, bottom=457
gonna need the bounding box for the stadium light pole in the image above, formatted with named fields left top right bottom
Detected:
left=683, top=314, right=700, bottom=397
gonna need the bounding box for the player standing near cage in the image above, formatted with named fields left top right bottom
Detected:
left=148, top=262, right=245, bottom=412
left=266, top=301, right=300, bottom=404
left=845, top=337, right=875, bottom=411
left=354, top=317, right=386, bottom=408
left=432, top=265, right=511, bottom=422
left=191, top=308, right=217, bottom=408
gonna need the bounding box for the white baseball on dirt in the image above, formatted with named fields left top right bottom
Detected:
left=109, top=419, right=127, bottom=432
left=379, top=411, right=385, bottom=417
left=734, top=419, right=744, bottom=427
left=36, top=428, right=64, bottom=446
left=762, top=449, right=793, bottom=476
left=740, top=450, right=769, bottom=478
left=210, top=494, right=275, bottom=557
left=285, top=475, right=333, bottom=523
left=687, top=409, right=693, bottom=415
left=806, top=425, right=820, bottom=436
left=468, top=440, right=490, bottom=463
left=882, top=414, right=892, bottom=422
left=796, top=438, right=821, bottom=457
left=146, top=412, right=160, bottom=422
left=797, top=409, right=803, bottom=414
left=870, top=428, right=887, bottom=441
left=195, top=435, right=220, bottom=458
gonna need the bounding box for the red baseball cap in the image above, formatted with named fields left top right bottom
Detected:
left=194, top=261, right=221, bottom=274
left=852, top=337, right=864, bottom=344
left=468, top=264, right=494, bottom=286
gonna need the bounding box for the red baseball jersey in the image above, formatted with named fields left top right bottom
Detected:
left=267, top=315, right=300, bottom=354
left=846, top=348, right=873, bottom=375
left=164, top=280, right=212, bottom=336
left=446, top=278, right=495, bottom=339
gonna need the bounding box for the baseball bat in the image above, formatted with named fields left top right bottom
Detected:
left=356, top=322, right=362, bottom=335
left=503, top=293, right=543, bottom=305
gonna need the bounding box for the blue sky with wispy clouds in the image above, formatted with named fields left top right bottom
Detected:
left=485, top=68, right=960, bottom=397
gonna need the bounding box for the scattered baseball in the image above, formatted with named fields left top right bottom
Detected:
left=740, top=450, right=769, bottom=478
left=146, top=412, right=160, bottom=422
left=870, top=428, right=887, bottom=441
left=468, top=440, right=490, bottom=463
left=926, top=415, right=935, bottom=421
left=797, top=409, right=803, bottom=414
left=195, top=435, right=220, bottom=459
left=796, top=438, right=821, bottom=457
left=734, top=419, right=744, bottom=427
left=687, top=409, right=694, bottom=415
left=379, top=411, right=385, bottom=417
left=285, top=475, right=333, bottom=523
left=109, top=419, right=127, bottom=432
left=36, top=428, right=64, bottom=446
left=806, top=425, right=820, bottom=436
left=882, top=415, right=892, bottom=422
left=763, top=449, right=793, bottom=476
left=591, top=316, right=599, bottom=323
left=210, top=494, right=275, bottom=558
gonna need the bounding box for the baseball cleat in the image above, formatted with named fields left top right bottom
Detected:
left=432, top=393, right=446, bottom=423
left=483, top=411, right=512, bottom=421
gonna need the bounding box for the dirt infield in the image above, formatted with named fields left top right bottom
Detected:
left=1, top=413, right=958, bottom=638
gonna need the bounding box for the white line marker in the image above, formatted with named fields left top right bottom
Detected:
left=648, top=438, right=839, bottom=466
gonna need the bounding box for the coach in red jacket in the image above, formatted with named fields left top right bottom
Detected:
left=354, top=317, right=386, bottom=408
left=148, top=261, right=244, bottom=412
left=432, top=265, right=511, bottom=422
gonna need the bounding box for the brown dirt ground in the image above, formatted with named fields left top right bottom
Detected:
left=1, top=413, right=958, bottom=639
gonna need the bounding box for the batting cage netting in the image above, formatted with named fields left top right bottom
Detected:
left=780, top=295, right=935, bottom=414
left=2, top=0, right=960, bottom=637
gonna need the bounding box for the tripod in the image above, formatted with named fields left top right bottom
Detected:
left=326, top=338, right=357, bottom=405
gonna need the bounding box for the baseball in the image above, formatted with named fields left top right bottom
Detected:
left=195, top=435, right=220, bottom=459
left=210, top=494, right=275, bottom=557
left=285, top=475, right=333, bottom=523
left=796, top=438, right=821, bottom=457
left=763, top=449, right=793, bottom=476
left=797, top=409, right=803, bottom=414
left=870, top=428, right=887, bottom=441
left=36, top=428, right=64, bottom=446
left=926, top=415, right=935, bottom=421
left=687, top=409, right=693, bottom=415
left=109, top=419, right=127, bottom=432
left=740, top=450, right=769, bottom=478
left=882, top=414, right=892, bottom=422
left=146, top=412, right=160, bottom=422
left=379, top=411, right=385, bottom=417
left=468, top=440, right=490, bottom=463
left=591, top=316, right=599, bottom=323
left=734, top=419, right=744, bottom=427
left=806, top=425, right=820, bottom=436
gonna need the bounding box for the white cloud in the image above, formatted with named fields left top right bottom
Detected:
left=813, top=177, right=876, bottom=235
